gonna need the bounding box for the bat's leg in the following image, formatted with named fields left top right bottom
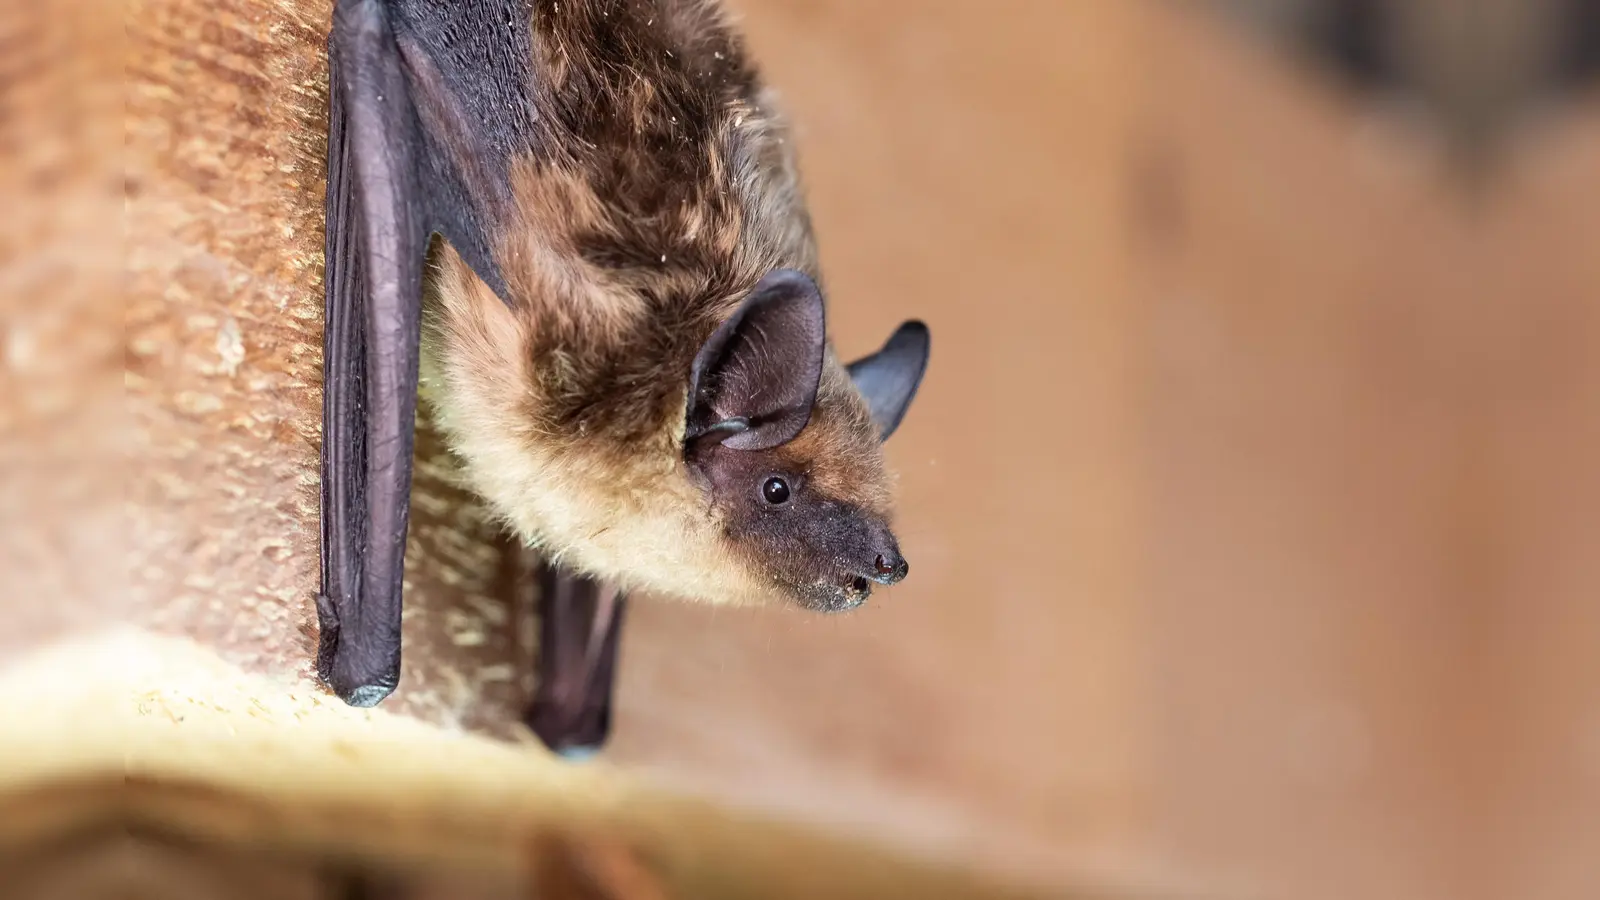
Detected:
left=525, top=562, right=628, bottom=759
left=317, top=0, right=426, bottom=708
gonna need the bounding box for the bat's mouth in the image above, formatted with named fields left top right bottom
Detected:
left=791, top=574, right=873, bottom=613
left=837, top=573, right=874, bottom=609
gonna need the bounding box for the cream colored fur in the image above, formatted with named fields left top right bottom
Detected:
left=419, top=243, right=781, bottom=608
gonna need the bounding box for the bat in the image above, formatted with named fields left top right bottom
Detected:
left=316, top=0, right=931, bottom=757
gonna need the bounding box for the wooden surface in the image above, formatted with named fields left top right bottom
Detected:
left=9, top=0, right=1599, bottom=898
left=0, top=632, right=1068, bottom=900
left=123, top=0, right=545, bottom=736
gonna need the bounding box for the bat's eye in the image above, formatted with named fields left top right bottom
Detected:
left=761, top=476, right=792, bottom=505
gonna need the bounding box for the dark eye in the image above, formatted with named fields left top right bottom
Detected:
left=761, top=476, right=791, bottom=505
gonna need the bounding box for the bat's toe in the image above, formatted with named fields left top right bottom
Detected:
left=315, top=616, right=402, bottom=708
left=553, top=743, right=603, bottom=763
left=343, top=683, right=396, bottom=708
left=526, top=699, right=612, bottom=761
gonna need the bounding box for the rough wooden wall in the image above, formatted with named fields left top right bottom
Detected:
left=122, top=0, right=547, bottom=735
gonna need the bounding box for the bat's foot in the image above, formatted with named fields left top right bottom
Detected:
left=315, top=592, right=401, bottom=708
left=341, top=683, right=397, bottom=708
left=525, top=698, right=612, bottom=761
left=524, top=567, right=626, bottom=760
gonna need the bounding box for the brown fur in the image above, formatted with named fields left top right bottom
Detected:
left=419, top=0, right=904, bottom=609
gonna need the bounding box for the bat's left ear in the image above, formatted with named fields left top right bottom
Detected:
left=847, top=320, right=930, bottom=442
left=686, top=268, right=827, bottom=451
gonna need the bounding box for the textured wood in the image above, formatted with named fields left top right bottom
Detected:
left=0, top=632, right=1070, bottom=900
left=0, top=0, right=124, bottom=658
left=123, top=0, right=539, bottom=734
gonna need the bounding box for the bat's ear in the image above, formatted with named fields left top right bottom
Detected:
left=686, top=268, right=826, bottom=451
left=846, top=320, right=930, bottom=442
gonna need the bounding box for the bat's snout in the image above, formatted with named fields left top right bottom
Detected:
left=834, top=519, right=909, bottom=594
left=841, top=534, right=908, bottom=594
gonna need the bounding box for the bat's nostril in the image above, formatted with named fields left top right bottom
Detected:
left=870, top=553, right=909, bottom=585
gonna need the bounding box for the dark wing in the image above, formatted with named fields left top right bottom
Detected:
left=318, top=0, right=630, bottom=743
left=318, top=0, right=634, bottom=751
left=317, top=0, right=529, bottom=706
left=525, top=566, right=629, bottom=759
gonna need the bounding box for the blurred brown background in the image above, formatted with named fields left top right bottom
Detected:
left=599, top=3, right=1600, bottom=899
left=17, top=0, right=1600, bottom=898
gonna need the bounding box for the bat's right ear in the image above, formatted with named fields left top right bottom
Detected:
left=685, top=269, right=826, bottom=452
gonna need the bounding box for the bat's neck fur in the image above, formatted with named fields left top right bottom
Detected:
left=419, top=0, right=886, bottom=604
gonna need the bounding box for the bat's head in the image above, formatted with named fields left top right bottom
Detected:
left=420, top=251, right=928, bottom=614
left=679, top=269, right=930, bottom=612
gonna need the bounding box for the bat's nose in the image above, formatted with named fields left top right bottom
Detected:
left=869, top=551, right=909, bottom=586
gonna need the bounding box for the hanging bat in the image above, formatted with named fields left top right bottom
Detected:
left=316, top=0, right=931, bottom=756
